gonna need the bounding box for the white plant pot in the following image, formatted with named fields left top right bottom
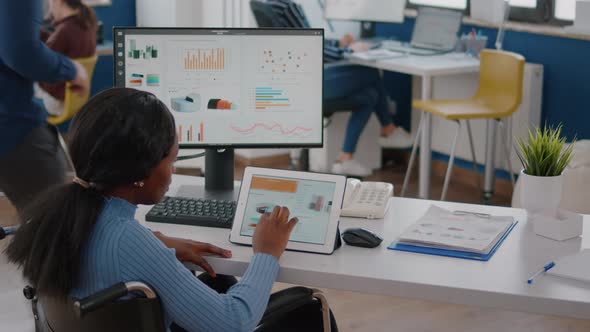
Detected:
left=520, top=170, right=582, bottom=240
left=520, top=170, right=563, bottom=217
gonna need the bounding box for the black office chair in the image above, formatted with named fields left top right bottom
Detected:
left=1, top=226, right=337, bottom=332
left=250, top=0, right=308, bottom=29
left=250, top=0, right=291, bottom=28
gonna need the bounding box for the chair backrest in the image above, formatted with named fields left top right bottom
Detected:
left=250, top=0, right=309, bottom=28
left=47, top=54, right=98, bottom=126
left=39, top=295, right=165, bottom=332
left=474, top=49, right=525, bottom=118
left=251, top=0, right=286, bottom=28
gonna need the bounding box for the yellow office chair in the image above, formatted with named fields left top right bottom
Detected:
left=402, top=49, right=525, bottom=201
left=47, top=55, right=98, bottom=126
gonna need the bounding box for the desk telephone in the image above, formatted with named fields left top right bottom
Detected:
left=341, top=178, right=393, bottom=219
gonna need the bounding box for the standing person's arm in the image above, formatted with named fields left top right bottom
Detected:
left=38, top=26, right=71, bottom=100
left=0, top=0, right=88, bottom=93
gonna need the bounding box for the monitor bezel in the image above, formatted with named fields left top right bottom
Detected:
left=113, top=27, right=325, bottom=149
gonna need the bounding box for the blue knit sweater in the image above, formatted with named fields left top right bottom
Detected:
left=71, top=197, right=280, bottom=332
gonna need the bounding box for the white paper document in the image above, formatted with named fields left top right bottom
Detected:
left=348, top=49, right=405, bottom=61
left=398, top=205, right=515, bottom=254
left=548, top=249, right=590, bottom=283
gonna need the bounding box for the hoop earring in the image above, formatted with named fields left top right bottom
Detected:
left=134, top=181, right=145, bottom=188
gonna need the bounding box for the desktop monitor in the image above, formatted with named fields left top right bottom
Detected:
left=113, top=28, right=324, bottom=197
left=324, top=0, right=407, bottom=23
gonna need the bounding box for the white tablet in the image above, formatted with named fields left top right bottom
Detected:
left=230, top=167, right=347, bottom=255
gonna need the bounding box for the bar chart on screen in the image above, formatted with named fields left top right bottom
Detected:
left=127, top=39, right=159, bottom=61
left=183, top=48, right=227, bottom=71
left=178, top=122, right=205, bottom=143
left=254, top=87, right=291, bottom=110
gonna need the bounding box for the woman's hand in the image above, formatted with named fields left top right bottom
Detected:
left=339, top=34, right=354, bottom=48
left=154, top=232, right=232, bottom=277
left=349, top=41, right=371, bottom=53
left=252, top=206, right=298, bottom=260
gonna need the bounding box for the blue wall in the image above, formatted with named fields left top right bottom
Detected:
left=377, top=18, right=590, bottom=140
left=89, top=4, right=589, bottom=141
left=91, top=0, right=136, bottom=95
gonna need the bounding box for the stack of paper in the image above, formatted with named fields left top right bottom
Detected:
left=547, top=249, right=590, bottom=283
left=390, top=205, right=517, bottom=260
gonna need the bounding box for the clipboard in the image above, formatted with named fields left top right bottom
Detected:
left=388, top=221, right=518, bottom=261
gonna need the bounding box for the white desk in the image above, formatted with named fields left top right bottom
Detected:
left=96, top=40, right=113, bottom=56
left=141, top=175, right=590, bottom=320
left=348, top=53, right=481, bottom=199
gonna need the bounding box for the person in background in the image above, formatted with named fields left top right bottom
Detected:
left=253, top=0, right=413, bottom=177
left=6, top=88, right=300, bottom=332
left=36, top=0, right=97, bottom=116
left=325, top=34, right=413, bottom=177
left=0, top=0, right=89, bottom=213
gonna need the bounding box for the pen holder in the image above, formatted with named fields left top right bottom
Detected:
left=457, top=36, right=488, bottom=57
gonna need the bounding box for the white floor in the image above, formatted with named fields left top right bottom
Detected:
left=0, top=242, right=35, bottom=332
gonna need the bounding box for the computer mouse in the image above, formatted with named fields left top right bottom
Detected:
left=341, top=228, right=383, bottom=248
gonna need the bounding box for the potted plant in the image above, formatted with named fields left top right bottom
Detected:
left=516, top=125, right=580, bottom=241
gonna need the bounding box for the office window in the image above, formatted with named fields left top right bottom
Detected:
left=408, top=0, right=468, bottom=10
left=555, top=0, right=575, bottom=20
left=508, top=0, right=551, bottom=23
left=509, top=0, right=537, bottom=8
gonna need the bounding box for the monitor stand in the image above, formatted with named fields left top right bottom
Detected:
left=177, top=148, right=240, bottom=202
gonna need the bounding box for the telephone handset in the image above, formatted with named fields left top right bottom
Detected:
left=341, top=178, right=393, bottom=219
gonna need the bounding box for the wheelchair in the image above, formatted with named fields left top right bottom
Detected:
left=2, top=226, right=338, bottom=332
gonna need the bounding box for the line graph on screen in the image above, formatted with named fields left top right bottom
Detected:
left=230, top=122, right=313, bottom=137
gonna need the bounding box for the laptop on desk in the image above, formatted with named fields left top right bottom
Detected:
left=383, top=7, right=463, bottom=55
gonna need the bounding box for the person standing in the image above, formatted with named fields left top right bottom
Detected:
left=0, top=0, right=89, bottom=213
left=36, top=0, right=98, bottom=116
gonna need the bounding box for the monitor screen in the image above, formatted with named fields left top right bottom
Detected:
left=411, top=7, right=462, bottom=50
left=113, top=28, right=324, bottom=148
left=324, top=0, right=406, bottom=23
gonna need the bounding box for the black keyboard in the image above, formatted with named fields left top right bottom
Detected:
left=146, top=196, right=236, bottom=229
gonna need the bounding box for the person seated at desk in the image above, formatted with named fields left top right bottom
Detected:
left=254, top=0, right=413, bottom=176
left=35, top=0, right=97, bottom=116
left=325, top=34, right=413, bottom=176
left=6, top=88, right=300, bottom=332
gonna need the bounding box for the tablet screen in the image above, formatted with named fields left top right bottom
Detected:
left=239, top=175, right=337, bottom=245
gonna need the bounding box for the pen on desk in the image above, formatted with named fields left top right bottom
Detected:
left=527, top=262, right=556, bottom=284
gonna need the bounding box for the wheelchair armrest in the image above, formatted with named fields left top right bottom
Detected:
left=259, top=286, right=314, bottom=325
left=0, top=226, right=17, bottom=240
left=74, top=281, right=157, bottom=318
